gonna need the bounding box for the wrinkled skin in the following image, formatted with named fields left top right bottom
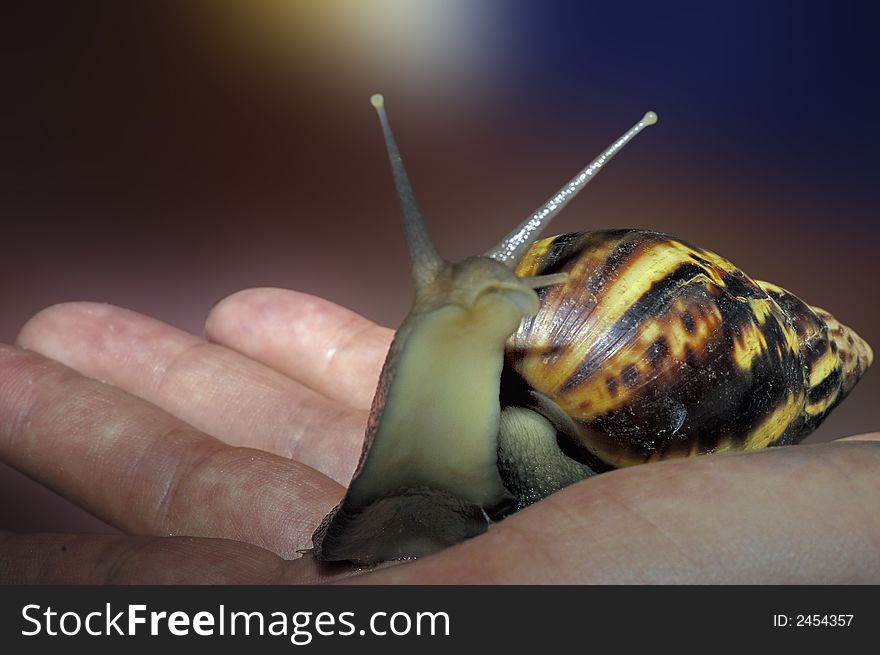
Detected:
left=0, top=288, right=878, bottom=584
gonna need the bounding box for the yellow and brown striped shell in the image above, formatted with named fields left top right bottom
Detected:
left=506, top=229, right=873, bottom=469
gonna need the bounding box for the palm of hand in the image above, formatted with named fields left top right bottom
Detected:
left=1, top=288, right=877, bottom=583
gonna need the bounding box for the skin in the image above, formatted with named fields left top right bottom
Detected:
left=0, top=288, right=878, bottom=584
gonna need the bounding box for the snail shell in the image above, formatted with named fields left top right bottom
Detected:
left=312, top=97, right=872, bottom=563
left=496, top=229, right=872, bottom=508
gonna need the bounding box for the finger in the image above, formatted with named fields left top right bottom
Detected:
left=205, top=288, right=393, bottom=410
left=17, top=302, right=365, bottom=483
left=356, top=442, right=880, bottom=583
left=0, top=345, right=343, bottom=558
left=0, top=532, right=339, bottom=584
left=837, top=432, right=880, bottom=442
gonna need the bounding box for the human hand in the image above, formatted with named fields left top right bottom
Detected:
left=1, top=289, right=878, bottom=583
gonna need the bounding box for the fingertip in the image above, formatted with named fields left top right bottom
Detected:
left=205, top=287, right=289, bottom=343
left=205, top=288, right=348, bottom=348
left=836, top=432, right=880, bottom=442
left=17, top=302, right=101, bottom=349
left=203, top=288, right=392, bottom=410
left=15, top=302, right=206, bottom=388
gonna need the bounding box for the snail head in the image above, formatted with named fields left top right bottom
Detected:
left=311, top=96, right=657, bottom=562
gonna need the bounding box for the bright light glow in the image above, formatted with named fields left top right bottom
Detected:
left=207, top=0, right=502, bottom=95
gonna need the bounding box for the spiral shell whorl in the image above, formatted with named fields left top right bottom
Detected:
left=507, top=230, right=871, bottom=468
left=756, top=281, right=872, bottom=434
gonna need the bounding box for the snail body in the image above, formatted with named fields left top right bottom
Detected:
left=312, top=97, right=872, bottom=564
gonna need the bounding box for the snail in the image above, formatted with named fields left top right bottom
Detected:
left=311, top=95, right=873, bottom=564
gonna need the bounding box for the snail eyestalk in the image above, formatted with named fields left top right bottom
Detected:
left=486, top=110, right=659, bottom=266
left=372, top=93, right=444, bottom=288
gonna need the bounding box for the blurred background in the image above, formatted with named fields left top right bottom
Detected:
left=1, top=0, right=877, bottom=533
